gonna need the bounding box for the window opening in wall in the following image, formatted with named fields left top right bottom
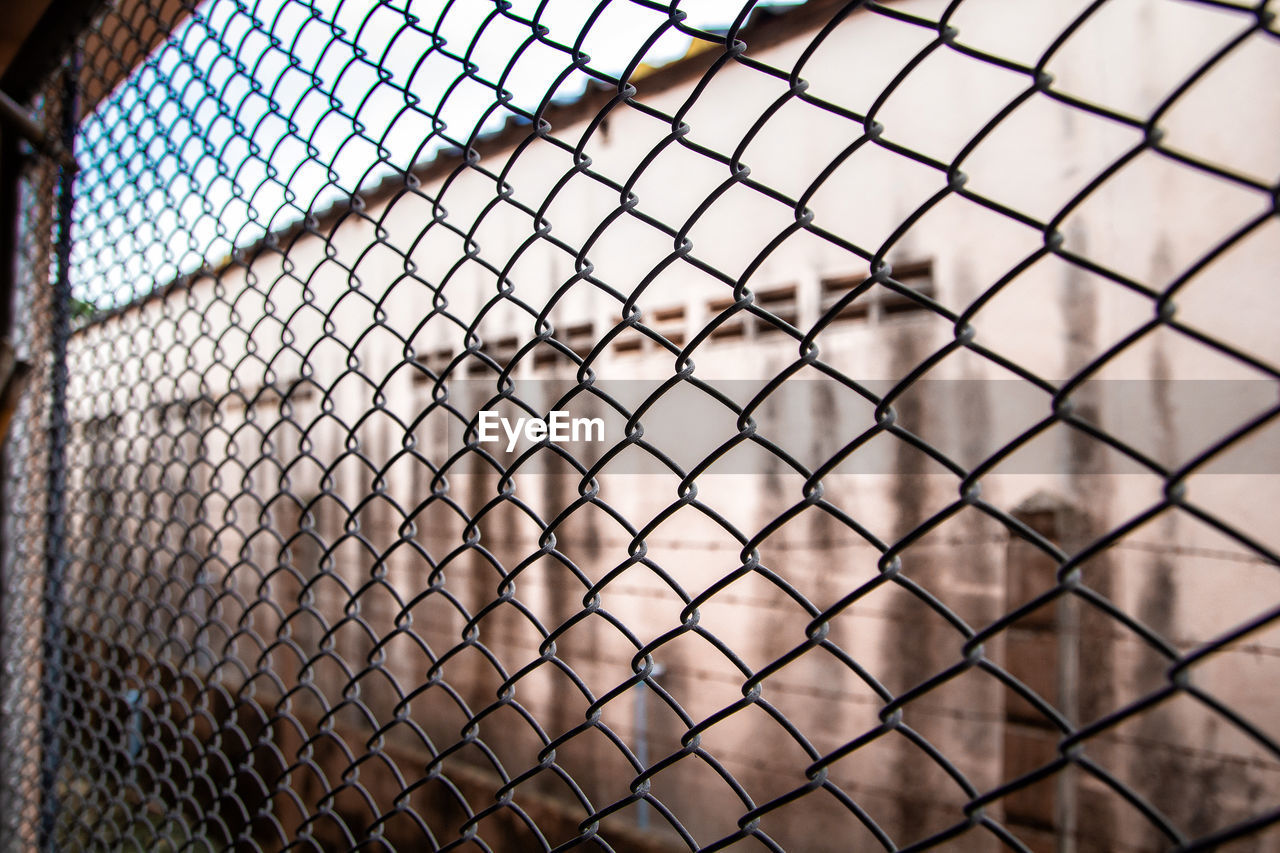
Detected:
left=707, top=284, right=797, bottom=341
left=650, top=305, right=686, bottom=348
left=613, top=337, right=643, bottom=355
left=707, top=296, right=747, bottom=342
left=819, top=260, right=934, bottom=326
left=612, top=306, right=685, bottom=355
left=753, top=285, right=798, bottom=334
left=534, top=321, right=595, bottom=368
left=466, top=335, right=519, bottom=375
left=414, top=347, right=455, bottom=381
left=819, top=274, right=872, bottom=324
left=225, top=378, right=316, bottom=410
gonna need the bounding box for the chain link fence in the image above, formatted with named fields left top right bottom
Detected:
left=2, top=0, right=1279, bottom=850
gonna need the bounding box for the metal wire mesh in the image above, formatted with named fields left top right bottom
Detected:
left=2, top=0, right=1280, bottom=850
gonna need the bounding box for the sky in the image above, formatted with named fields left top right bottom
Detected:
left=71, top=0, right=803, bottom=307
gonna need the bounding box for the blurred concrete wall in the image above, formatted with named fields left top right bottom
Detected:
left=61, top=0, right=1280, bottom=849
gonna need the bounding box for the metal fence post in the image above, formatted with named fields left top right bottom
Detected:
left=37, top=58, right=77, bottom=853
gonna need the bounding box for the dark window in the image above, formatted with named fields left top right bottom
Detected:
left=414, top=347, right=454, bottom=380
left=708, top=285, right=797, bottom=341
left=466, top=335, right=519, bottom=375
left=707, top=297, right=746, bottom=341
left=819, top=261, right=934, bottom=326
left=534, top=322, right=595, bottom=367
left=753, top=285, right=798, bottom=333
left=613, top=307, right=685, bottom=353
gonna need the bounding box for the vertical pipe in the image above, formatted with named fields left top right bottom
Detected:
left=37, top=58, right=78, bottom=853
